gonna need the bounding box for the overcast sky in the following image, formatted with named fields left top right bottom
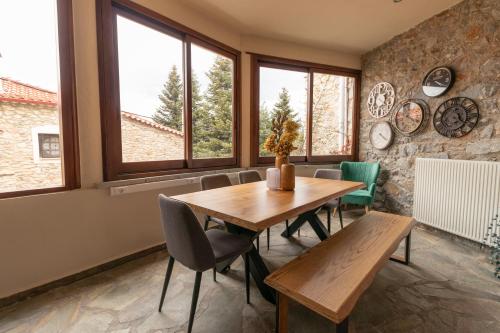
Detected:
left=0, top=0, right=306, bottom=123
left=0, top=0, right=59, bottom=91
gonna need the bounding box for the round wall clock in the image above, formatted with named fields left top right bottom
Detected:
left=367, top=82, right=395, bottom=118
left=369, top=121, right=394, bottom=150
left=391, top=99, right=429, bottom=137
left=433, top=97, right=479, bottom=138
left=422, top=66, right=454, bottom=97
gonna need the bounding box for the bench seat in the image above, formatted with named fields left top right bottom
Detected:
left=265, top=211, right=415, bottom=332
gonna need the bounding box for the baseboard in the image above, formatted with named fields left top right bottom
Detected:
left=0, top=243, right=167, bottom=309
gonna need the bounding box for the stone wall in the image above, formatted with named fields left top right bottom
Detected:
left=121, top=115, right=184, bottom=162
left=359, top=0, right=500, bottom=216
left=0, top=102, right=62, bottom=192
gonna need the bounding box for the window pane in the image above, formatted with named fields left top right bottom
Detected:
left=191, top=43, right=233, bottom=159
left=116, top=15, right=184, bottom=162
left=258, top=67, right=307, bottom=157
left=0, top=0, right=63, bottom=193
left=312, top=73, right=354, bottom=155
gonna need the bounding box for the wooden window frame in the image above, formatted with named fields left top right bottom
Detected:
left=96, top=0, right=241, bottom=181
left=250, top=53, right=361, bottom=166
left=0, top=0, right=80, bottom=200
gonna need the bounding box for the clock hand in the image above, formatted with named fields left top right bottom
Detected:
left=433, top=81, right=446, bottom=87
left=378, top=133, right=387, bottom=140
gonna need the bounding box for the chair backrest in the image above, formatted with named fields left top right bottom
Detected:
left=238, top=170, right=262, bottom=184
left=313, top=169, right=342, bottom=180
left=158, top=195, right=215, bottom=272
left=200, top=174, right=232, bottom=191
left=340, top=162, right=380, bottom=188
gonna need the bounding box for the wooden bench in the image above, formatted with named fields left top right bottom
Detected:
left=265, top=211, right=415, bottom=333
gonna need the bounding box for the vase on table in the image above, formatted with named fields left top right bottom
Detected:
left=280, top=163, right=295, bottom=191
left=275, top=155, right=289, bottom=170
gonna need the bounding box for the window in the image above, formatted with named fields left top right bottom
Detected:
left=251, top=54, right=360, bottom=165
left=0, top=0, right=79, bottom=198
left=39, top=134, right=60, bottom=159
left=97, top=1, right=240, bottom=180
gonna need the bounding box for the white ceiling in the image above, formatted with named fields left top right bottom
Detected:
left=182, top=0, right=462, bottom=55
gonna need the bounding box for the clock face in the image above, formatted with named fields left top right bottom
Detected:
left=392, top=99, right=429, bottom=136
left=433, top=97, right=479, bottom=138
left=369, top=121, right=394, bottom=150
left=422, top=67, right=454, bottom=97
left=367, top=82, right=395, bottom=118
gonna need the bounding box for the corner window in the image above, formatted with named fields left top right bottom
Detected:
left=0, top=0, right=79, bottom=198
left=96, top=1, right=240, bottom=180
left=251, top=54, right=360, bottom=165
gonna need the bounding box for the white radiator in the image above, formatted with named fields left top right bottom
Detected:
left=413, top=158, right=500, bottom=244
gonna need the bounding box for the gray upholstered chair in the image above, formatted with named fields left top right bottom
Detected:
left=158, top=195, right=252, bottom=333
left=314, top=169, right=344, bottom=232
left=200, top=174, right=232, bottom=230
left=238, top=170, right=293, bottom=250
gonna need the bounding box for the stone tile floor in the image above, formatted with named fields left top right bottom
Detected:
left=1, top=210, right=499, bottom=333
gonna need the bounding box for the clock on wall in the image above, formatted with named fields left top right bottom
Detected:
left=433, top=97, right=479, bottom=138
left=367, top=82, right=395, bottom=118
left=422, top=66, right=454, bottom=97
left=391, top=99, right=429, bottom=137
left=369, top=121, right=394, bottom=150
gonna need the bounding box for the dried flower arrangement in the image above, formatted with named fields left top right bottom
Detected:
left=263, top=111, right=300, bottom=160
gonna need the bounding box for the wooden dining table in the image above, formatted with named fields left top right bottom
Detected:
left=171, top=176, right=365, bottom=304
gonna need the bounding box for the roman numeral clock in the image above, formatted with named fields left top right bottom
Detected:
left=433, top=97, right=479, bottom=138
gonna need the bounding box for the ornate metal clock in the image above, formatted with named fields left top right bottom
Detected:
left=391, top=99, right=429, bottom=137
left=369, top=121, right=394, bottom=150
left=367, top=82, right=395, bottom=118
left=422, top=66, right=454, bottom=97
left=433, top=97, right=479, bottom=138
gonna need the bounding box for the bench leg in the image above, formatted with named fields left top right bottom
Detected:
left=276, top=293, right=288, bottom=333
left=390, top=232, right=411, bottom=265
left=337, top=317, right=349, bottom=333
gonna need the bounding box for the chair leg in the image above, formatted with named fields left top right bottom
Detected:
left=338, top=206, right=344, bottom=229
left=267, top=228, right=271, bottom=251
left=213, top=268, right=216, bottom=282
left=326, top=207, right=331, bottom=233
left=204, top=216, right=210, bottom=231
left=365, top=206, right=369, bottom=214
left=244, top=252, right=250, bottom=304
left=188, top=271, right=203, bottom=333
left=285, top=220, right=290, bottom=237
left=159, top=256, right=175, bottom=312
left=256, top=236, right=260, bottom=252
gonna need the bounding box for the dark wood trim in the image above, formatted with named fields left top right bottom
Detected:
left=306, top=70, right=314, bottom=161
left=247, top=52, right=361, bottom=76
left=96, top=0, right=242, bottom=181
left=0, top=0, right=80, bottom=200
left=0, top=244, right=167, bottom=308
left=249, top=53, right=361, bottom=166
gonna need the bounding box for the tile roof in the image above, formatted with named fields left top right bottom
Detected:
left=121, top=111, right=184, bottom=137
left=0, top=77, right=58, bottom=106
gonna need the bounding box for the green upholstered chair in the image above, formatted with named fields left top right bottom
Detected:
left=340, top=161, right=380, bottom=213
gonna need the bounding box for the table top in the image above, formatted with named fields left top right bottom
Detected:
left=171, top=176, right=365, bottom=231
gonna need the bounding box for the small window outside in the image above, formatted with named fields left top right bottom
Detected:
left=38, top=133, right=60, bottom=159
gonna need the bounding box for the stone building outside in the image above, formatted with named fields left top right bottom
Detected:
left=0, top=77, right=183, bottom=193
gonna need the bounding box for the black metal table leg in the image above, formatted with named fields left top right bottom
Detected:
left=280, top=208, right=330, bottom=241
left=389, top=232, right=412, bottom=265
left=221, top=222, right=276, bottom=304
left=337, top=317, right=349, bottom=333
